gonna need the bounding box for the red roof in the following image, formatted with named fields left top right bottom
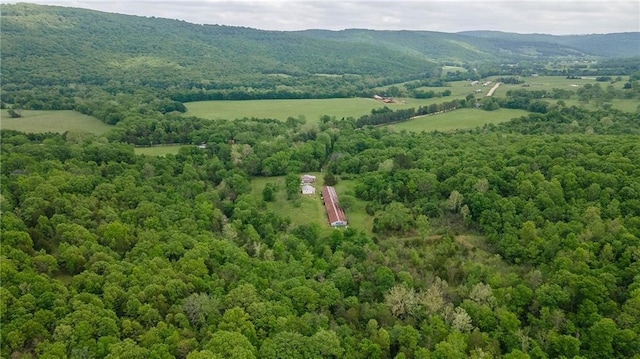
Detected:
left=322, top=186, right=347, bottom=226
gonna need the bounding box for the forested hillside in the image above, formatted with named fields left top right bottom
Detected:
left=0, top=3, right=436, bottom=88
left=459, top=31, right=640, bottom=58
left=2, top=3, right=639, bottom=92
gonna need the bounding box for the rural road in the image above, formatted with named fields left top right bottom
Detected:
left=486, top=82, right=501, bottom=97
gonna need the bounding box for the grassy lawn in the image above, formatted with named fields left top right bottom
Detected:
left=134, top=145, right=183, bottom=156
left=601, top=99, right=638, bottom=112
left=1, top=110, right=113, bottom=135
left=333, top=179, right=374, bottom=236
left=388, top=108, right=529, bottom=133
left=185, top=98, right=437, bottom=123
left=251, top=175, right=328, bottom=231
left=250, top=174, right=374, bottom=235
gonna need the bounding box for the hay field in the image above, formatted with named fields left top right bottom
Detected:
left=1, top=110, right=112, bottom=135
left=186, top=98, right=437, bottom=123
left=388, top=108, right=529, bottom=133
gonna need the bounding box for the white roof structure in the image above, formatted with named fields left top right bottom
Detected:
left=301, top=184, right=316, bottom=195
left=301, top=174, right=316, bottom=183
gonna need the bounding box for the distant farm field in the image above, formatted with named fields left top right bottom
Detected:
left=0, top=110, right=112, bottom=135
left=442, top=65, right=467, bottom=74
left=185, top=98, right=431, bottom=123
left=385, top=75, right=633, bottom=101
left=417, top=80, right=474, bottom=97
left=388, top=108, right=529, bottom=133
left=134, top=145, right=183, bottom=156
left=488, top=75, right=632, bottom=96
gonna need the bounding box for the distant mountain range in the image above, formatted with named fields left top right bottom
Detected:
left=457, top=30, right=640, bottom=58
left=1, top=3, right=639, bottom=87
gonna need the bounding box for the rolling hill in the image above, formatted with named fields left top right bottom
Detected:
left=458, top=30, right=640, bottom=58
left=1, top=3, right=638, bottom=91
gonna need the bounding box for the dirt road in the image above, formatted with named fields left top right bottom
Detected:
left=486, top=82, right=501, bottom=97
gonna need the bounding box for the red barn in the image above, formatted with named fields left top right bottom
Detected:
left=321, top=186, right=348, bottom=227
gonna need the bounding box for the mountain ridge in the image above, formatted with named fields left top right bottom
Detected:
left=1, top=3, right=639, bottom=90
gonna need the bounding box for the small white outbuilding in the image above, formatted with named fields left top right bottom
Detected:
left=301, top=184, right=316, bottom=195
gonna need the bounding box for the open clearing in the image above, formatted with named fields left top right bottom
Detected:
left=250, top=175, right=330, bottom=233
left=560, top=99, right=639, bottom=112
left=442, top=65, right=467, bottom=74
left=388, top=108, right=529, bottom=133
left=185, top=98, right=435, bottom=123
left=250, top=175, right=374, bottom=235
left=487, top=75, right=631, bottom=96
left=416, top=81, right=472, bottom=97
left=1, top=110, right=113, bottom=135
left=134, top=145, right=183, bottom=156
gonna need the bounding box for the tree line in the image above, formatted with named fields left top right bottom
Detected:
left=355, top=99, right=465, bottom=128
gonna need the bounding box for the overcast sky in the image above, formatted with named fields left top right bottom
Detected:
left=4, top=0, right=639, bottom=35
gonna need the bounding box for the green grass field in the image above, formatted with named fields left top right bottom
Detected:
left=250, top=175, right=329, bottom=231
left=416, top=76, right=637, bottom=114
left=185, top=98, right=433, bottom=123
left=488, top=75, right=632, bottom=96
left=186, top=76, right=635, bottom=125
left=333, top=179, right=374, bottom=235
left=134, top=145, right=183, bottom=156
left=559, top=99, right=639, bottom=112
left=484, top=76, right=593, bottom=98
left=1, top=110, right=113, bottom=135
left=442, top=66, right=467, bottom=74
left=388, top=108, right=530, bottom=133
left=250, top=174, right=374, bottom=235
left=416, top=80, right=473, bottom=97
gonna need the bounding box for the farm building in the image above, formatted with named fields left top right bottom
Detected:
left=301, top=174, right=316, bottom=183
left=321, top=186, right=348, bottom=227
left=301, top=184, right=316, bottom=195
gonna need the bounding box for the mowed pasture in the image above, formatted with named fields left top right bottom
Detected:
left=388, top=108, right=530, bottom=133
left=1, top=110, right=113, bottom=135
left=185, top=98, right=432, bottom=123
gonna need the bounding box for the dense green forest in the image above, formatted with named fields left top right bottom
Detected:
left=2, top=105, right=640, bottom=358
left=2, top=3, right=640, bottom=359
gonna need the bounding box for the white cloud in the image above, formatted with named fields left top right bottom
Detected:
left=2, top=0, right=638, bottom=34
